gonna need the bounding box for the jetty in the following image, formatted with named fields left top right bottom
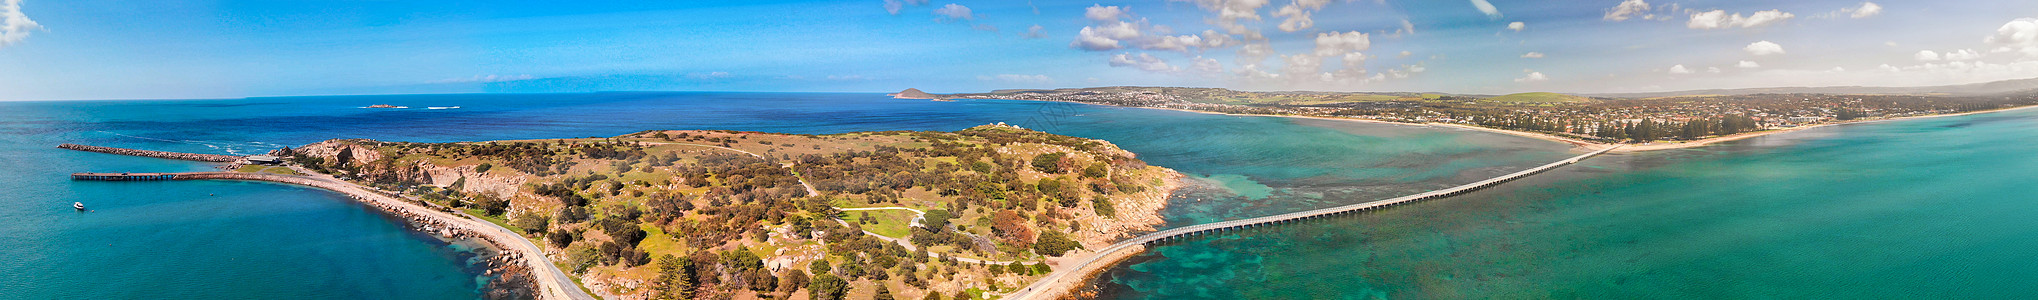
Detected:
left=1007, top=146, right=1621, bottom=300
left=70, top=170, right=597, bottom=300
left=58, top=144, right=246, bottom=163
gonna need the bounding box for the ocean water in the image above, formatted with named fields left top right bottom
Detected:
left=0, top=93, right=1571, bottom=299
left=1092, top=107, right=2038, bottom=298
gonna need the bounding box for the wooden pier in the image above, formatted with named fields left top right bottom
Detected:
left=1008, top=146, right=1621, bottom=300
left=71, top=172, right=184, bottom=181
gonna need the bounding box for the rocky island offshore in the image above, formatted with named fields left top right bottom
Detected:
left=277, top=124, right=1181, bottom=299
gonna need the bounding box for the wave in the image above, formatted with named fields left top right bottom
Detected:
left=98, top=131, right=286, bottom=156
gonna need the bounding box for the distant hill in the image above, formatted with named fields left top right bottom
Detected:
left=889, top=88, right=939, bottom=100
left=1484, top=92, right=1589, bottom=103
left=1582, top=77, right=2038, bottom=98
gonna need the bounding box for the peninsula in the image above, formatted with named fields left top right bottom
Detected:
left=271, top=125, right=1181, bottom=299
left=928, top=80, right=2038, bottom=152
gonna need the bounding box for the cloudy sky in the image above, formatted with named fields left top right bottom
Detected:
left=2, top=0, right=2036, bottom=100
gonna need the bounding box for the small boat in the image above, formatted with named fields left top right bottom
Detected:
left=74, top=202, right=85, bottom=211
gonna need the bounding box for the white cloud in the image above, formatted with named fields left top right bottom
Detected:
left=1198, top=30, right=1236, bottom=48
left=1707, top=67, right=1723, bottom=73
left=1394, top=19, right=1417, bottom=37
left=1144, top=34, right=1206, bottom=52
left=1180, top=0, right=1272, bottom=41
left=1515, top=71, right=1549, bottom=82
left=978, top=74, right=1053, bottom=84
left=1193, top=56, right=1226, bottom=73
left=1085, top=5, right=1127, bottom=22
left=430, top=74, right=535, bottom=84
left=1341, top=52, right=1367, bottom=68
left=1944, top=49, right=1982, bottom=61
left=1604, top=0, right=1651, bottom=21
left=0, top=0, right=40, bottom=48
left=1070, top=21, right=1142, bottom=51
left=1915, top=50, right=1942, bottom=61
left=1986, top=18, right=2038, bottom=58
left=1507, top=22, right=1525, bottom=31
left=1238, top=43, right=1274, bottom=65
left=882, top=0, right=930, bottom=15
left=1829, top=66, right=1847, bottom=72
left=932, top=3, right=973, bottom=20
left=1312, top=31, right=1370, bottom=57
left=1273, top=4, right=1314, bottom=32
left=1688, top=9, right=1795, bottom=29
left=1109, top=52, right=1179, bottom=72
left=1469, top=0, right=1502, bottom=19
left=1668, top=64, right=1693, bottom=74
left=686, top=72, right=732, bottom=80
left=1521, top=52, right=1545, bottom=58
left=1745, top=40, right=1786, bottom=56
left=1738, top=60, right=1761, bottom=68
left=1849, top=2, right=1882, bottom=18
left=1021, top=25, right=1048, bottom=39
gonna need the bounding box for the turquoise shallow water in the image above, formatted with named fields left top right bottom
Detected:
left=1093, top=108, right=2038, bottom=299
left=0, top=93, right=1569, bottom=298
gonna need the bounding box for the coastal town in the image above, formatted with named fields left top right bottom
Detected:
left=940, top=87, right=2038, bottom=148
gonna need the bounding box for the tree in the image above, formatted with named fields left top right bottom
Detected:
left=780, top=269, right=810, bottom=295
left=808, top=274, right=849, bottom=300
left=922, top=291, right=943, bottom=300
left=512, top=213, right=549, bottom=234
left=809, top=259, right=833, bottom=276
left=1030, top=152, right=1066, bottom=173
left=546, top=229, right=575, bottom=248
left=470, top=194, right=508, bottom=216
left=1032, top=230, right=1081, bottom=257
left=655, top=254, right=696, bottom=300
left=1081, top=162, right=1109, bottom=179
left=474, top=163, right=493, bottom=174
left=923, top=209, right=953, bottom=229
left=990, top=210, right=1035, bottom=247
left=874, top=283, right=896, bottom=300
left=746, top=269, right=778, bottom=292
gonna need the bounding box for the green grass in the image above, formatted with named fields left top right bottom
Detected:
left=463, top=208, right=523, bottom=233
left=637, top=225, right=685, bottom=255
left=840, top=209, right=916, bottom=238
left=233, top=165, right=304, bottom=175
left=1484, top=92, right=1589, bottom=103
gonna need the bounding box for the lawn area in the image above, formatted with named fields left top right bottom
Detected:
left=463, top=208, right=523, bottom=233
left=840, top=209, right=917, bottom=238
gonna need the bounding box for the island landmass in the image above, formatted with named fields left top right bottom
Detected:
left=275, top=124, right=1182, bottom=300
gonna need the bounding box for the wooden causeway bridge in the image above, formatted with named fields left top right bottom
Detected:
left=1008, top=146, right=1620, bottom=299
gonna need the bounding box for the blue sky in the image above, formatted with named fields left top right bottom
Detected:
left=1, top=0, right=2036, bottom=100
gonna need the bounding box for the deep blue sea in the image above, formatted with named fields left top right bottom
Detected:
left=0, top=92, right=1574, bottom=299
